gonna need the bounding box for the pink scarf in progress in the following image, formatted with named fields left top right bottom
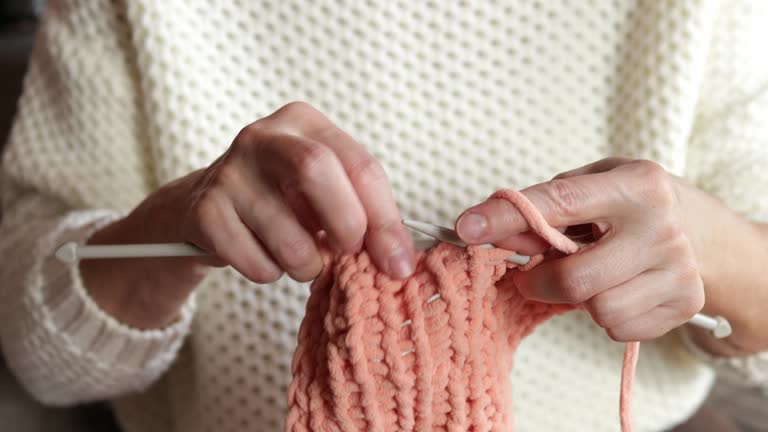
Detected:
left=287, top=189, right=639, bottom=431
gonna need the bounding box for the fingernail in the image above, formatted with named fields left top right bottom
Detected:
left=388, top=248, right=414, bottom=279
left=457, top=213, right=488, bottom=241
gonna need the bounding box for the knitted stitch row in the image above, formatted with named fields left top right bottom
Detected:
left=287, top=190, right=638, bottom=431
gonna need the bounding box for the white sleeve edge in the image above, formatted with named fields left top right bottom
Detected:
left=681, top=325, right=768, bottom=390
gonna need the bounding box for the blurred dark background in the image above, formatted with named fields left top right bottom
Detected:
left=0, top=0, right=39, bottom=146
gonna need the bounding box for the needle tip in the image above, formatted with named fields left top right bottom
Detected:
left=55, top=242, right=78, bottom=263
left=402, top=219, right=431, bottom=233
left=713, top=316, right=732, bottom=339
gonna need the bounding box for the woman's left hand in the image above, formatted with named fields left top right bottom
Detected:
left=455, top=158, right=706, bottom=342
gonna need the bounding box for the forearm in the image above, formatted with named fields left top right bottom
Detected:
left=681, top=182, right=768, bottom=356
left=81, top=176, right=208, bottom=330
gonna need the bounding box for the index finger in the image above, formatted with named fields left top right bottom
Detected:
left=456, top=170, right=630, bottom=245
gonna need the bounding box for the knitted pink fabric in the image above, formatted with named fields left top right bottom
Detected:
left=287, top=190, right=639, bottom=431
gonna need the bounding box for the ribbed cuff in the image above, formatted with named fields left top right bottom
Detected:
left=681, top=326, right=768, bottom=394
left=35, top=210, right=195, bottom=374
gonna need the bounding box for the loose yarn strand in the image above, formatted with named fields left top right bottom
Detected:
left=620, top=341, right=640, bottom=432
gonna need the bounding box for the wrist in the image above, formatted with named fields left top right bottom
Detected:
left=675, top=181, right=768, bottom=355
left=80, top=178, right=208, bottom=329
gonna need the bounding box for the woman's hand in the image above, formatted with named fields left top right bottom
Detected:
left=457, top=157, right=768, bottom=355
left=83, top=102, right=415, bottom=329
left=457, top=158, right=706, bottom=342
left=176, top=101, right=415, bottom=281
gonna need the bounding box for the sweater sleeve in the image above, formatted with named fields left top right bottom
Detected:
left=0, top=1, right=194, bottom=406
left=683, top=0, right=768, bottom=389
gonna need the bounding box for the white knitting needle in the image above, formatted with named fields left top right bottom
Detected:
left=55, top=238, right=440, bottom=262
left=401, top=219, right=732, bottom=339
left=54, top=242, right=206, bottom=263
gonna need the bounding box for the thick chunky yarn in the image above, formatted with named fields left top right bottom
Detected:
left=287, top=190, right=639, bottom=431
left=4, top=2, right=767, bottom=431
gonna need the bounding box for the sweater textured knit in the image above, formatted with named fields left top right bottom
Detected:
left=2, top=1, right=768, bottom=431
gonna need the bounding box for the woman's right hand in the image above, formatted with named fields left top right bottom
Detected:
left=82, top=102, right=416, bottom=329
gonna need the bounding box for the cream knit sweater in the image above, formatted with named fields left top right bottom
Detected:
left=1, top=1, right=768, bottom=431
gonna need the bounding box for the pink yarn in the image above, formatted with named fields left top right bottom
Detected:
left=286, top=190, right=637, bottom=431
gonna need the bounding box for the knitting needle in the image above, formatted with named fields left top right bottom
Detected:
left=402, top=219, right=531, bottom=265
left=401, top=219, right=733, bottom=339
left=54, top=238, right=440, bottom=263
left=54, top=242, right=206, bottom=263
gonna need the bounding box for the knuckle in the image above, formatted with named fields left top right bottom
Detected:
left=347, top=157, right=388, bottom=189
left=589, top=299, right=620, bottom=329
left=347, top=214, right=368, bottom=239
left=183, top=191, right=228, bottom=255
left=289, top=263, right=322, bottom=283
left=190, top=190, right=222, bottom=226
left=211, top=162, right=241, bottom=188
left=232, top=122, right=263, bottom=151
left=246, top=266, right=284, bottom=284
left=249, top=201, right=282, bottom=227
left=259, top=102, right=322, bottom=135
left=675, top=260, right=701, bottom=286
left=678, top=284, right=705, bottom=320
left=276, top=101, right=318, bottom=119
left=294, top=144, right=338, bottom=184
left=554, top=265, right=591, bottom=303
left=276, top=235, right=318, bottom=270
left=653, top=221, right=690, bottom=256
left=630, top=159, right=666, bottom=178
left=684, top=298, right=704, bottom=321
left=605, top=327, right=630, bottom=343
left=655, top=218, right=685, bottom=245
left=630, top=160, right=676, bottom=207
left=546, top=179, right=584, bottom=219
left=608, top=326, right=657, bottom=343
left=335, top=216, right=367, bottom=250
left=604, top=156, right=633, bottom=167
